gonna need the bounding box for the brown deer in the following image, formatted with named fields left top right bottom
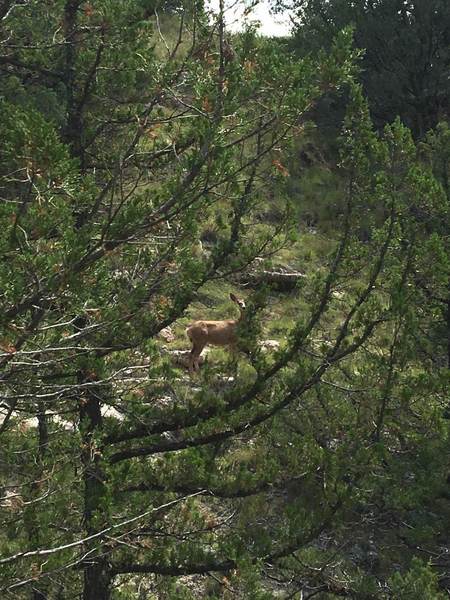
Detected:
left=186, top=293, right=246, bottom=375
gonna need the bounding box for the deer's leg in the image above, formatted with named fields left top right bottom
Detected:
left=188, top=347, right=196, bottom=376
left=189, top=340, right=206, bottom=375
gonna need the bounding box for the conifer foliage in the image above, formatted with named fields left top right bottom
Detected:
left=0, top=1, right=449, bottom=598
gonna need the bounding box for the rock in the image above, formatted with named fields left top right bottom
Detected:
left=158, top=326, right=175, bottom=343
left=101, top=406, right=125, bottom=420
left=19, top=417, right=39, bottom=431
left=332, top=290, right=345, bottom=299
left=52, top=414, right=76, bottom=431
left=259, top=339, right=281, bottom=352
left=1, top=489, right=24, bottom=510
left=153, top=394, right=175, bottom=408
left=166, top=349, right=209, bottom=369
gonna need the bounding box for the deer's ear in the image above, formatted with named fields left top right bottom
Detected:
left=230, top=293, right=237, bottom=302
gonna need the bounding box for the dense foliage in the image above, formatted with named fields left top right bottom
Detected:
left=275, top=0, right=450, bottom=138
left=0, top=1, right=449, bottom=598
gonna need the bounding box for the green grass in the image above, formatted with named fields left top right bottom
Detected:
left=163, top=228, right=337, bottom=372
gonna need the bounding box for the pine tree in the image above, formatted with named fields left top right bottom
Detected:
left=1, top=2, right=448, bottom=598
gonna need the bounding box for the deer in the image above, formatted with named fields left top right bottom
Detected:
left=186, top=293, right=246, bottom=375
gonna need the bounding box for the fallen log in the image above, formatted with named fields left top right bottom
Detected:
left=239, top=268, right=306, bottom=292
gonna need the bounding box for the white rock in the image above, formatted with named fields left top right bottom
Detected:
left=259, top=339, right=281, bottom=352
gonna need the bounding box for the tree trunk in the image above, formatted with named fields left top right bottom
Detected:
left=62, top=3, right=111, bottom=585
left=79, top=366, right=111, bottom=600
left=83, top=562, right=111, bottom=600
left=63, top=0, right=85, bottom=168
left=25, top=404, right=49, bottom=599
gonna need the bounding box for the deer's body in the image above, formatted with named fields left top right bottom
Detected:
left=186, top=294, right=245, bottom=374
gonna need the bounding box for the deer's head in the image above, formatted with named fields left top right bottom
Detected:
left=230, top=293, right=246, bottom=318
